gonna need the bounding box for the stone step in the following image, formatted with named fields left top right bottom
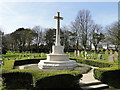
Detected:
left=80, top=82, right=109, bottom=90
left=80, top=81, right=102, bottom=87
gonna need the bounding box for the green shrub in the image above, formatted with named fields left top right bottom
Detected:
left=14, top=58, right=46, bottom=66
left=2, top=70, right=82, bottom=89
left=94, top=67, right=120, bottom=88
left=2, top=60, right=15, bottom=73
left=2, top=59, right=83, bottom=89
left=35, top=74, right=82, bottom=89
left=75, top=58, right=117, bottom=68
left=71, top=57, right=119, bottom=89
left=2, top=72, right=33, bottom=89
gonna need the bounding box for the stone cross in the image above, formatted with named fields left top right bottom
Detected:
left=54, top=12, right=63, bottom=46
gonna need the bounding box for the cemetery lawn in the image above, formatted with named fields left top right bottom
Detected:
left=1, top=51, right=119, bottom=89
left=69, top=51, right=118, bottom=63
left=3, top=51, right=118, bottom=63
left=3, top=52, right=47, bottom=61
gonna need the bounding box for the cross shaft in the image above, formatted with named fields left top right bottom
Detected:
left=54, top=12, right=63, bottom=46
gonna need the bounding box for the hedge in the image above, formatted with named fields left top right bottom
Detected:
left=71, top=57, right=119, bottom=89
left=72, top=58, right=117, bottom=68
left=2, top=59, right=83, bottom=89
left=94, top=66, right=120, bottom=88
left=2, top=69, right=82, bottom=89
left=2, top=72, right=33, bottom=89
left=14, top=58, right=46, bottom=66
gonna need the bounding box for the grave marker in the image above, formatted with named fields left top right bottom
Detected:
left=85, top=51, right=87, bottom=59
left=97, top=54, right=102, bottom=59
left=105, top=50, right=108, bottom=55
left=114, top=51, right=118, bottom=60
left=108, top=55, right=115, bottom=62
left=110, top=50, right=113, bottom=55
left=77, top=50, right=80, bottom=57
left=74, top=50, right=77, bottom=56
left=41, top=53, right=44, bottom=57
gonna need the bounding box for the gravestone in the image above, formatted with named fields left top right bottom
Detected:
left=114, top=51, right=118, bottom=60
left=77, top=50, right=80, bottom=57
left=81, top=51, right=83, bottom=55
left=82, top=55, right=84, bottom=57
left=68, top=53, right=70, bottom=57
left=29, top=52, right=30, bottom=56
left=26, top=53, right=28, bottom=57
left=74, top=50, right=77, bottom=56
left=85, top=51, right=87, bottom=59
left=41, top=53, right=44, bottom=57
left=110, top=50, right=113, bottom=55
left=33, top=54, right=35, bottom=58
left=91, top=53, right=94, bottom=58
left=108, top=55, right=115, bottom=62
left=105, top=50, right=108, bottom=55
left=19, top=54, right=22, bottom=59
left=97, top=54, right=102, bottom=59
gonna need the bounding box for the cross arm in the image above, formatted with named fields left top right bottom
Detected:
left=54, top=16, right=63, bottom=20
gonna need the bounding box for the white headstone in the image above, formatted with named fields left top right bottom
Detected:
left=33, top=54, right=35, bottom=58
left=19, top=54, right=22, bottom=59
left=105, top=50, right=108, bottom=55
left=110, top=50, right=113, bottom=55
left=85, top=51, right=87, bottom=59
left=74, top=50, right=77, bottom=56
left=114, top=51, right=118, bottom=60
left=108, top=55, right=115, bottom=62
left=41, top=53, right=44, bottom=57
left=77, top=50, right=80, bottom=57
left=81, top=51, right=83, bottom=55
left=68, top=53, right=70, bottom=57
left=97, top=54, right=102, bottom=59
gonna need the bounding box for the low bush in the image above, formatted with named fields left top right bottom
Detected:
left=94, top=67, right=120, bottom=88
left=14, top=58, right=46, bottom=66
left=2, top=59, right=83, bottom=89
left=36, top=74, right=82, bottom=89
left=2, top=72, right=33, bottom=89
left=2, top=60, right=15, bottom=73
left=73, top=58, right=117, bottom=68
left=2, top=69, right=82, bottom=89
left=71, top=57, right=119, bottom=89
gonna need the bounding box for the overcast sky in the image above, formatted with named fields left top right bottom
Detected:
left=0, top=2, right=118, bottom=34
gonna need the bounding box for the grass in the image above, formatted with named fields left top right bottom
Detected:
left=3, top=52, right=47, bottom=61
left=2, top=51, right=118, bottom=63
left=69, top=51, right=118, bottom=63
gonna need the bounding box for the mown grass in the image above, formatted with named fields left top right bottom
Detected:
left=3, top=52, right=47, bottom=61
left=2, top=50, right=118, bottom=64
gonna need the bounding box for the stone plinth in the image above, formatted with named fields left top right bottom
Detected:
left=47, top=54, right=69, bottom=61
left=38, top=60, right=77, bottom=70
left=52, top=46, right=64, bottom=54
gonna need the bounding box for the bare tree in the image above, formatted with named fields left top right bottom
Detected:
left=32, top=26, right=45, bottom=46
left=71, top=9, right=93, bottom=51
left=61, top=26, right=70, bottom=52
left=105, top=21, right=119, bottom=50
left=90, top=24, right=104, bottom=53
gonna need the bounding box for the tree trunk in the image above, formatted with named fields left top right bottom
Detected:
left=95, top=45, right=97, bottom=53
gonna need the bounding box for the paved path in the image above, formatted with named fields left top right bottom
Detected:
left=79, top=66, right=109, bottom=90
left=80, top=66, right=99, bottom=84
